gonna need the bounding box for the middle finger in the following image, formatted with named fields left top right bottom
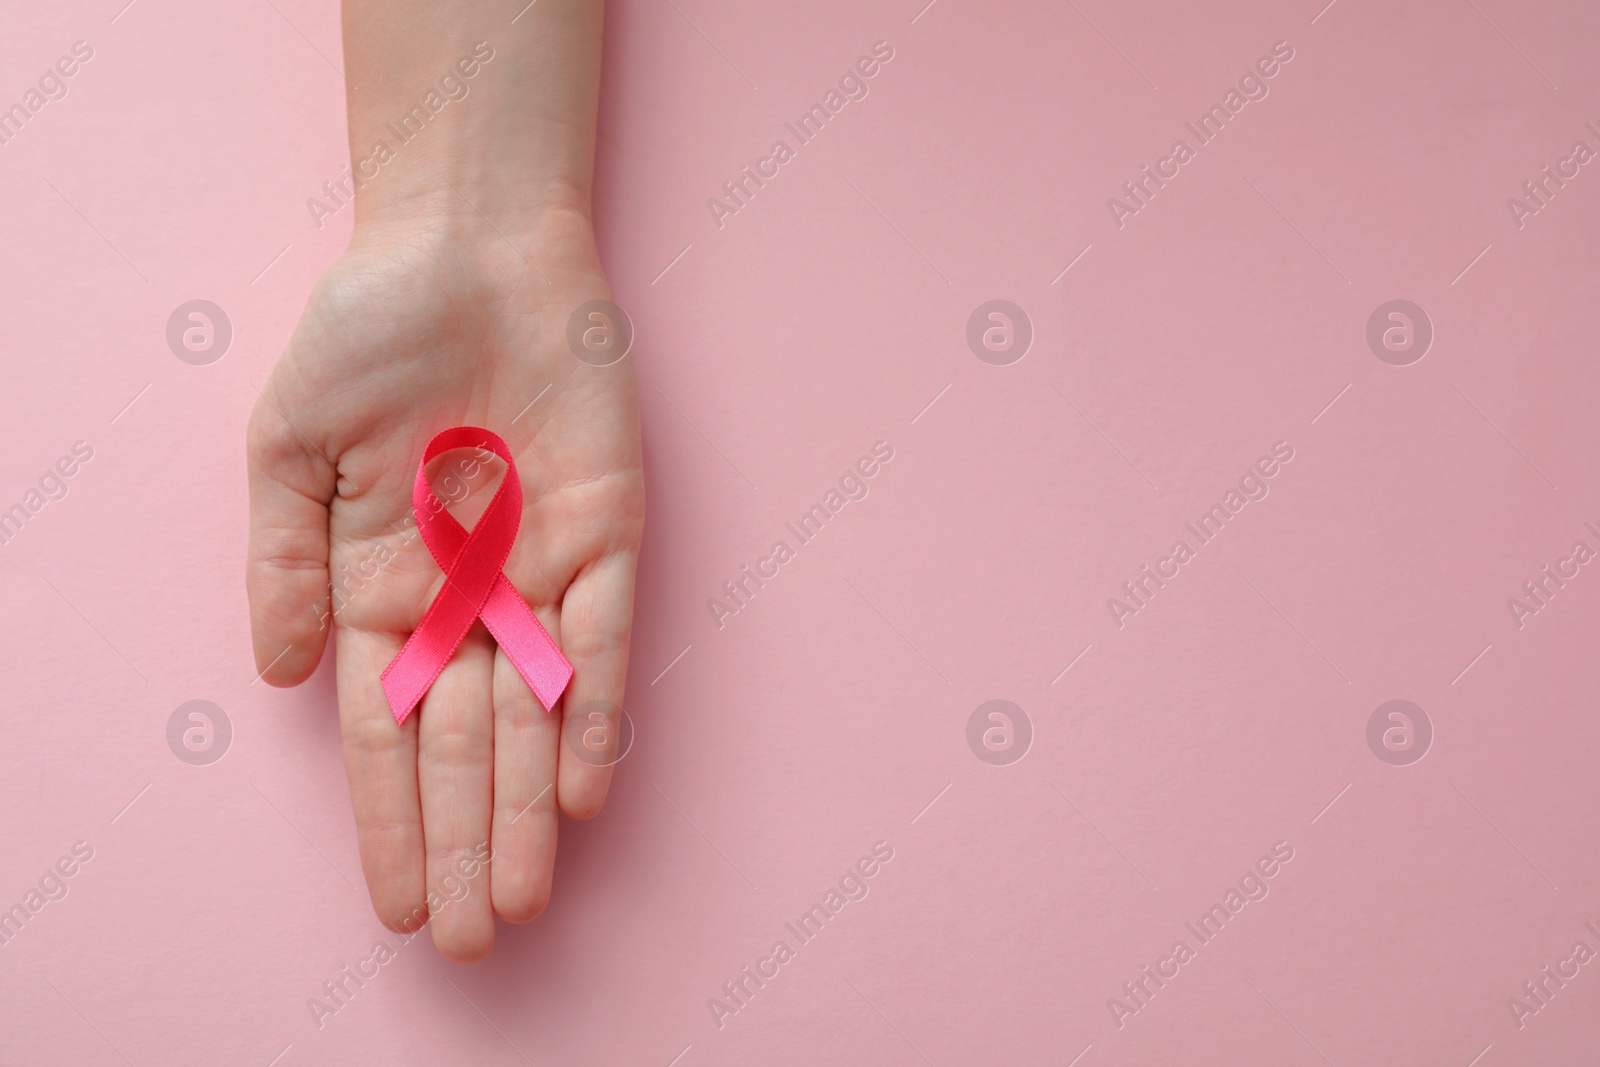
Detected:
left=417, top=621, right=497, bottom=961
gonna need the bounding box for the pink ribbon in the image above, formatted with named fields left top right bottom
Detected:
left=381, top=426, right=573, bottom=725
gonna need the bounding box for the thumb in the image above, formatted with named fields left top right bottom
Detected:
left=246, top=393, right=336, bottom=686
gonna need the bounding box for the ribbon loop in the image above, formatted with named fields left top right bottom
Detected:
left=380, top=427, right=573, bottom=725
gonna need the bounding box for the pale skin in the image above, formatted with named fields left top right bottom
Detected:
left=246, top=0, right=641, bottom=961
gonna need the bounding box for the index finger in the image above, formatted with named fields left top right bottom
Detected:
left=335, top=626, right=427, bottom=933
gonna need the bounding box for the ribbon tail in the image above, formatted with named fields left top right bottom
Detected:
left=479, top=575, right=574, bottom=711
left=381, top=656, right=429, bottom=726
left=381, top=573, right=501, bottom=725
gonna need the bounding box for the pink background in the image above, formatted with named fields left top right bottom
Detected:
left=3, top=0, right=1600, bottom=1063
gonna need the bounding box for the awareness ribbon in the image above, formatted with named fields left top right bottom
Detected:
left=381, top=426, right=573, bottom=725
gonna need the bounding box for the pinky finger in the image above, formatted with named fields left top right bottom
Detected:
left=556, top=551, right=638, bottom=819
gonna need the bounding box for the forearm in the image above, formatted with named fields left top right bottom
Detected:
left=340, top=0, right=604, bottom=242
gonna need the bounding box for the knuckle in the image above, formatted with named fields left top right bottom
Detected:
left=422, top=717, right=492, bottom=768
left=246, top=401, right=305, bottom=467
left=344, top=714, right=410, bottom=759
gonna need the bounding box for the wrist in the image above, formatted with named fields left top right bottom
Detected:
left=341, top=28, right=599, bottom=251
left=348, top=163, right=591, bottom=252
left=335, top=0, right=606, bottom=279
left=345, top=102, right=593, bottom=245
left=345, top=192, right=601, bottom=286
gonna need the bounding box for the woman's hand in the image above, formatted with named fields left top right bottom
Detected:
left=246, top=203, right=642, bottom=961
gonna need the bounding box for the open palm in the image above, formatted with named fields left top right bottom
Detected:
left=246, top=212, right=643, bottom=961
